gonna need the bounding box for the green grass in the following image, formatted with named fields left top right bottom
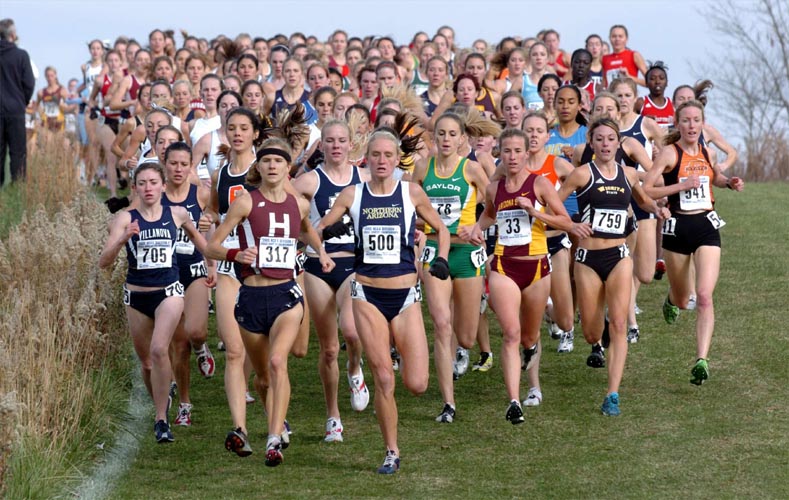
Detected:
left=109, top=183, right=788, bottom=499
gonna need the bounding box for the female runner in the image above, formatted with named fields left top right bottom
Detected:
left=291, top=120, right=371, bottom=442
left=199, top=108, right=261, bottom=456
left=537, top=74, right=561, bottom=126
left=602, top=25, right=647, bottom=87
left=99, top=161, right=207, bottom=442
left=467, top=128, right=573, bottom=423
left=191, top=90, right=240, bottom=184
left=206, top=138, right=333, bottom=466
left=558, top=117, right=668, bottom=415
left=643, top=101, right=744, bottom=385
left=410, top=112, right=489, bottom=424
left=318, top=126, right=450, bottom=474
left=161, top=142, right=216, bottom=427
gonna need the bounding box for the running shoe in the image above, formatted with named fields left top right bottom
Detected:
left=480, top=292, right=488, bottom=314
left=453, top=347, right=470, bottom=380
left=687, top=295, right=697, bottom=311
left=245, top=392, right=255, bottom=404
left=377, top=449, right=400, bottom=474
left=520, top=344, right=538, bottom=371
left=280, top=420, right=291, bottom=449
left=662, top=295, right=680, bottom=324
left=217, top=340, right=225, bottom=351
left=690, top=358, right=709, bottom=386
left=522, top=387, right=542, bottom=407
left=601, top=393, right=621, bottom=416
left=391, top=347, right=400, bottom=371
left=557, top=330, right=574, bottom=353
left=225, top=427, right=253, bottom=457
left=505, top=400, right=524, bottom=424
left=634, top=303, right=643, bottom=315
left=435, top=403, right=456, bottom=423
left=586, top=343, right=606, bottom=368
left=265, top=437, right=284, bottom=467
left=347, top=364, right=370, bottom=412
left=154, top=419, right=174, bottom=443
left=545, top=313, right=562, bottom=340
left=196, top=345, right=216, bottom=378
left=174, top=403, right=192, bottom=426
left=654, top=259, right=666, bottom=280
left=627, top=326, right=640, bottom=344
left=324, top=417, right=344, bottom=443
left=472, top=352, right=493, bottom=372
left=208, top=299, right=215, bottom=315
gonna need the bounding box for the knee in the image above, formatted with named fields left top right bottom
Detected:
left=405, top=375, right=428, bottom=396
left=319, top=342, right=339, bottom=364
left=608, top=317, right=627, bottom=336
left=373, top=368, right=396, bottom=397
left=185, top=325, right=207, bottom=345
left=269, top=353, right=288, bottom=377
left=501, top=328, right=521, bottom=346
left=224, top=342, right=245, bottom=366
left=149, top=343, right=169, bottom=363
left=290, top=344, right=308, bottom=359
left=695, top=292, right=714, bottom=309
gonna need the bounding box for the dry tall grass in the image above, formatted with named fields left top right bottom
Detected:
left=0, top=141, right=129, bottom=497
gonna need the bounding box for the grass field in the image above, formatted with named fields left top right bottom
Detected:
left=103, top=184, right=788, bottom=499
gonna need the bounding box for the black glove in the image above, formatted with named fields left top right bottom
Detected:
left=322, top=220, right=352, bottom=240
left=429, top=256, right=450, bottom=280
left=306, top=149, right=324, bottom=171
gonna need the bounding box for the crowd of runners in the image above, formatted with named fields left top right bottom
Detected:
left=29, top=23, right=746, bottom=474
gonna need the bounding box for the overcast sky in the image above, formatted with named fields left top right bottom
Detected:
left=3, top=0, right=751, bottom=135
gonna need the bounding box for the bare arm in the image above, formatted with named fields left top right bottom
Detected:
left=704, top=123, right=738, bottom=172
left=411, top=182, right=450, bottom=260
left=99, top=211, right=135, bottom=269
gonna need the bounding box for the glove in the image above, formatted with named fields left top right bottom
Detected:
left=429, top=256, right=450, bottom=280
left=306, top=149, right=324, bottom=170
left=322, top=221, right=352, bottom=240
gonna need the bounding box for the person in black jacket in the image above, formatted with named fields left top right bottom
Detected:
left=1, top=19, right=35, bottom=185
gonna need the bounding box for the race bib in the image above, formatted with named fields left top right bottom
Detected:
left=223, top=225, right=240, bottom=249
left=189, top=261, right=207, bottom=278
left=679, top=176, right=712, bottom=211
left=662, top=217, right=677, bottom=236
left=496, top=209, right=532, bottom=246
left=706, top=210, right=726, bottom=230
left=419, top=244, right=436, bottom=263
left=430, top=195, right=462, bottom=227
left=362, top=225, right=401, bottom=264
left=175, top=228, right=195, bottom=255
left=164, top=281, right=185, bottom=297
left=591, top=208, right=628, bottom=235
left=470, top=247, right=487, bottom=269
left=197, top=158, right=210, bottom=180
left=136, top=239, right=172, bottom=269
left=258, top=237, right=297, bottom=269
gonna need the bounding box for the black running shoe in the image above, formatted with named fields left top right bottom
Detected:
left=586, top=343, right=606, bottom=368
left=505, top=400, right=524, bottom=425
left=225, top=427, right=253, bottom=457
left=602, top=318, right=610, bottom=349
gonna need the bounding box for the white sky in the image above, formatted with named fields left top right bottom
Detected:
left=3, top=0, right=751, bottom=136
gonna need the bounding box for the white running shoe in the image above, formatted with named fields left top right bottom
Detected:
left=687, top=295, right=697, bottom=310
left=557, top=330, right=574, bottom=353
left=453, top=347, right=470, bottom=380
left=245, top=392, right=255, bottom=404
left=324, top=417, right=344, bottom=443
left=347, top=364, right=370, bottom=412
left=522, top=387, right=542, bottom=407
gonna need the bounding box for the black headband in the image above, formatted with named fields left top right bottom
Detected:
left=257, top=148, right=291, bottom=164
